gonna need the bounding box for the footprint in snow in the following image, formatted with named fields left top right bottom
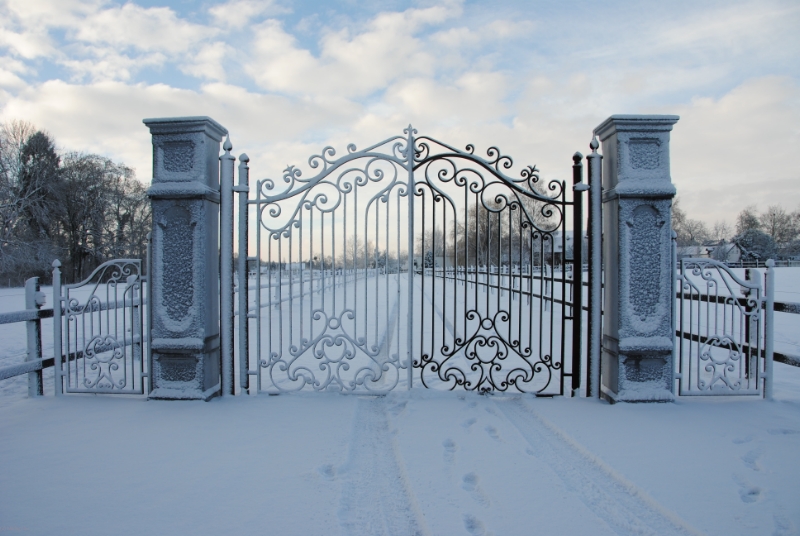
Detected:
left=739, top=486, right=762, bottom=503
left=318, top=464, right=336, bottom=480
left=485, top=425, right=501, bottom=441
left=462, top=417, right=477, bottom=430
left=463, top=514, right=487, bottom=536
left=742, top=447, right=763, bottom=471
left=462, top=472, right=491, bottom=507
left=734, top=473, right=762, bottom=504
left=768, top=428, right=800, bottom=435
left=388, top=401, right=407, bottom=416
left=443, top=438, right=458, bottom=464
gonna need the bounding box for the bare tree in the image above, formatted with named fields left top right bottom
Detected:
left=710, top=221, right=732, bottom=242
left=759, top=204, right=796, bottom=245
left=673, top=197, right=709, bottom=246
left=736, top=205, right=761, bottom=235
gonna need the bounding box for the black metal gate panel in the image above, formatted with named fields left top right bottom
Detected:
left=244, top=127, right=583, bottom=394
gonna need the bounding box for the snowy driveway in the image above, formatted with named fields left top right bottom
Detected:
left=1, top=367, right=799, bottom=536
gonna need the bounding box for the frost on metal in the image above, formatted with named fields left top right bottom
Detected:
left=144, top=117, right=227, bottom=401
left=595, top=115, right=679, bottom=403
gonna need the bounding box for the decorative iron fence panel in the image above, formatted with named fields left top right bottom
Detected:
left=241, top=127, right=583, bottom=394
left=54, top=259, right=147, bottom=395
left=675, top=259, right=774, bottom=396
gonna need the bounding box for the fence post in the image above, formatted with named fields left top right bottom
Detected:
left=25, top=277, right=45, bottom=396
left=144, top=116, right=227, bottom=400
left=220, top=135, right=235, bottom=396
left=52, top=260, right=63, bottom=396
left=594, top=115, right=680, bottom=403
left=586, top=139, right=602, bottom=398
left=765, top=259, right=775, bottom=400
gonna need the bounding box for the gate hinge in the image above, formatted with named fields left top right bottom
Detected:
left=573, top=183, right=590, bottom=192
left=232, top=185, right=249, bottom=193
left=674, top=373, right=683, bottom=379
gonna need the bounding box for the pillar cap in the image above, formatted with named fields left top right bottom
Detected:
left=594, top=115, right=679, bottom=141
left=143, top=116, right=228, bottom=141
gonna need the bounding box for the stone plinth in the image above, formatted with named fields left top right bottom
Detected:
left=596, top=115, right=679, bottom=403
left=144, top=116, right=227, bottom=400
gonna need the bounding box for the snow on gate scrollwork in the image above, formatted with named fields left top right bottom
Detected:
left=248, top=127, right=577, bottom=393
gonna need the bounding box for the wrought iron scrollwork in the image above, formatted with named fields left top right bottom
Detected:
left=250, top=127, right=573, bottom=393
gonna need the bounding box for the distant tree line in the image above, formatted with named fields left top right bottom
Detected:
left=0, top=120, right=150, bottom=286
left=673, top=197, right=800, bottom=261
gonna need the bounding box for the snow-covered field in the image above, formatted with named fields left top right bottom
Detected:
left=0, top=375, right=798, bottom=535
left=1, top=269, right=799, bottom=535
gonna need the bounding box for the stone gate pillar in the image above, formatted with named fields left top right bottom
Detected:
left=595, top=115, right=679, bottom=403
left=144, top=116, right=227, bottom=400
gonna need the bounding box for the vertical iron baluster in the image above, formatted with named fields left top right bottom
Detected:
left=237, top=156, right=250, bottom=394
left=406, top=126, right=415, bottom=389
left=420, top=190, right=426, bottom=373
left=571, top=153, right=585, bottom=395
left=432, top=190, right=436, bottom=365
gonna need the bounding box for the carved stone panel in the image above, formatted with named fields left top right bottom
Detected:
left=628, top=139, right=660, bottom=170
left=162, top=141, right=195, bottom=173
left=628, top=205, right=663, bottom=325
left=160, top=206, right=195, bottom=327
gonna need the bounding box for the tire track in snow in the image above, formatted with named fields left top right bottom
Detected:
left=497, top=399, right=705, bottom=536
left=338, top=398, right=429, bottom=536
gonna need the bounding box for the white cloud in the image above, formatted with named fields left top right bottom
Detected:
left=669, top=76, right=800, bottom=223
left=430, top=19, right=533, bottom=48
left=180, top=42, right=233, bottom=82
left=74, top=4, right=216, bottom=54
left=0, top=0, right=103, bottom=58
left=60, top=48, right=167, bottom=82
left=0, top=80, right=362, bottom=180
left=245, top=4, right=462, bottom=98
left=208, top=0, right=291, bottom=28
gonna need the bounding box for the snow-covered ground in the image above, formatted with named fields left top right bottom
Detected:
left=0, top=373, right=798, bottom=535
left=1, top=268, right=799, bottom=535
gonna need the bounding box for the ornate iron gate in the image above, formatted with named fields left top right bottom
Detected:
left=53, top=259, right=148, bottom=395
left=675, top=258, right=774, bottom=396
left=237, top=128, right=586, bottom=394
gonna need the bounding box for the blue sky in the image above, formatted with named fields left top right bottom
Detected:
left=1, top=0, right=798, bottom=225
